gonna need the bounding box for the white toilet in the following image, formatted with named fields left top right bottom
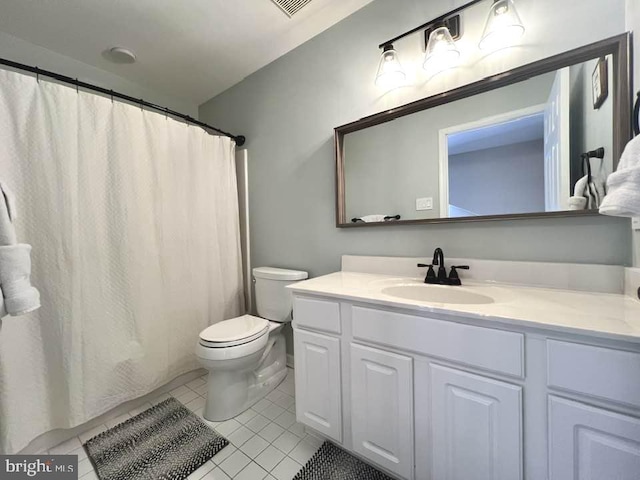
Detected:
left=196, top=266, right=308, bottom=421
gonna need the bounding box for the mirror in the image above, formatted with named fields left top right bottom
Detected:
left=335, top=34, right=631, bottom=227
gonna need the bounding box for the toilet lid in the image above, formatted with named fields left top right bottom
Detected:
left=199, top=315, right=269, bottom=346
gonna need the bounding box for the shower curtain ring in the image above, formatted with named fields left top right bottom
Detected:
left=110, top=90, right=114, bottom=103
left=35, top=67, right=40, bottom=83
left=139, top=99, right=144, bottom=111
left=75, top=79, right=79, bottom=94
left=165, top=107, right=169, bottom=119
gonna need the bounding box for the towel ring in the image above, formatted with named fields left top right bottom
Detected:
left=633, top=90, right=640, bottom=136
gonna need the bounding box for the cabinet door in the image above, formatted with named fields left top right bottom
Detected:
left=293, top=329, right=342, bottom=442
left=549, top=396, right=640, bottom=480
left=430, top=364, right=522, bottom=480
left=351, top=344, right=414, bottom=479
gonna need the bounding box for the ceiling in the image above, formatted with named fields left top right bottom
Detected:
left=0, top=0, right=374, bottom=105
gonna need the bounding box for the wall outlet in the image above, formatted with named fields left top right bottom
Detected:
left=416, top=197, right=433, bottom=211
left=632, top=217, right=640, bottom=231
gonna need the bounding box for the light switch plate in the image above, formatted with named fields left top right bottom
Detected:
left=416, top=197, right=433, bottom=211
left=632, top=217, right=640, bottom=231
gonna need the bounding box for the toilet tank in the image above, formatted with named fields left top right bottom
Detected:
left=253, top=267, right=308, bottom=322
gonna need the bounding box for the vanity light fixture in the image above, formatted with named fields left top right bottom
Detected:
left=479, top=0, right=525, bottom=51
left=423, top=26, right=461, bottom=76
left=374, top=0, right=526, bottom=87
left=375, top=44, right=406, bottom=89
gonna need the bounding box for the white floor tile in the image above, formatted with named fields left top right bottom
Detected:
left=192, top=383, right=208, bottom=396
left=252, top=398, right=273, bottom=413
left=218, top=450, right=251, bottom=478
left=128, top=402, right=153, bottom=417
left=239, top=435, right=269, bottom=459
left=287, top=402, right=296, bottom=414
left=254, top=446, right=285, bottom=472
left=235, top=461, right=268, bottom=480
left=270, top=457, right=301, bottom=480
left=49, top=436, right=81, bottom=454
left=273, top=411, right=295, bottom=429
left=176, top=389, right=200, bottom=405
left=187, top=377, right=206, bottom=389
left=77, top=458, right=94, bottom=478
left=185, top=397, right=206, bottom=413
left=70, top=446, right=88, bottom=462
left=201, top=467, right=230, bottom=480
left=235, top=408, right=258, bottom=424
left=287, top=423, right=305, bottom=439
left=258, top=423, right=285, bottom=443
left=277, top=382, right=295, bottom=396
left=187, top=460, right=215, bottom=480
left=272, top=431, right=301, bottom=454
left=105, top=413, right=131, bottom=429
left=212, top=445, right=237, bottom=465
left=150, top=393, right=171, bottom=405
left=170, top=385, right=192, bottom=398
left=266, top=390, right=283, bottom=403
left=78, top=424, right=109, bottom=444
left=228, top=426, right=254, bottom=447
left=215, top=418, right=242, bottom=437
left=262, top=404, right=285, bottom=421
left=303, top=433, right=323, bottom=448
left=273, top=394, right=294, bottom=410
left=288, top=440, right=321, bottom=466
left=245, top=414, right=270, bottom=433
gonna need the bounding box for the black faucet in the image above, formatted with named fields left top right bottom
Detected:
left=417, top=248, right=470, bottom=286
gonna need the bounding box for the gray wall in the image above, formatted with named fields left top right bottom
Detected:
left=0, top=31, right=198, bottom=116
left=344, top=73, right=553, bottom=221
left=449, top=140, right=545, bottom=215
left=569, top=56, right=614, bottom=187
left=199, top=0, right=631, bottom=287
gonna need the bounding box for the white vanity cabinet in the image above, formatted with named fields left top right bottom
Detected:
left=291, top=293, right=640, bottom=480
left=351, top=344, right=414, bottom=479
left=429, top=365, right=523, bottom=480
left=293, top=329, right=342, bottom=442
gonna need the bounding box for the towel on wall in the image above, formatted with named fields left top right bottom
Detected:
left=599, top=135, right=640, bottom=217
left=0, top=181, right=40, bottom=318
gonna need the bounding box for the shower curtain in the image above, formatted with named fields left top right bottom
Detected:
left=0, top=69, right=245, bottom=453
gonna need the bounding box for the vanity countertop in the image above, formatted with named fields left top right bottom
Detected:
left=288, top=272, right=640, bottom=343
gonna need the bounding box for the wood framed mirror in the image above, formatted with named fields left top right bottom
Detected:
left=335, top=33, right=632, bottom=228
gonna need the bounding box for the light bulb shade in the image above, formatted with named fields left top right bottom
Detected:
left=423, top=26, right=460, bottom=75
left=375, top=45, right=406, bottom=89
left=479, top=0, right=525, bottom=51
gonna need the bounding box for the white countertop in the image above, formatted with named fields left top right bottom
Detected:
left=288, top=272, right=640, bottom=343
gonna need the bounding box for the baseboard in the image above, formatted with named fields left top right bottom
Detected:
left=286, top=353, right=295, bottom=369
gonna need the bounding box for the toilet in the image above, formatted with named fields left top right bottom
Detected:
left=196, top=266, right=308, bottom=421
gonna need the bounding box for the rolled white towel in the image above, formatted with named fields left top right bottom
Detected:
left=0, top=244, right=40, bottom=316
left=568, top=196, right=587, bottom=210
left=600, top=136, right=640, bottom=217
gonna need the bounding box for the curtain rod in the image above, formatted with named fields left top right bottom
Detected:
left=0, top=57, right=246, bottom=147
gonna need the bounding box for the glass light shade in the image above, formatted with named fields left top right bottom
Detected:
left=375, top=45, right=406, bottom=89
left=423, top=26, right=460, bottom=76
left=479, top=0, right=525, bottom=51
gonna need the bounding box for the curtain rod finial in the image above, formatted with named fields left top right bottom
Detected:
left=235, top=136, right=246, bottom=147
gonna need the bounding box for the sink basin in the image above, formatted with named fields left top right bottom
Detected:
left=381, top=285, right=494, bottom=305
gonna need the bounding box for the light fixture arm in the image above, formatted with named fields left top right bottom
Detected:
left=378, top=0, right=486, bottom=49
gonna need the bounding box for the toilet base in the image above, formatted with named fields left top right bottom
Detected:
left=203, top=331, right=287, bottom=421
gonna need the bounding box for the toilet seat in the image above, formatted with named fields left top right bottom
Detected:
left=199, top=314, right=269, bottom=348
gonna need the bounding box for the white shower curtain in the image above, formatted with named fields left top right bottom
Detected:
left=0, top=69, right=245, bottom=453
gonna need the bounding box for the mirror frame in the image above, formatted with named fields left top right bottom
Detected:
left=335, top=33, right=632, bottom=228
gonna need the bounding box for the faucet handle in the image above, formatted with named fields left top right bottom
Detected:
left=417, top=263, right=431, bottom=268
left=448, top=265, right=469, bottom=286
left=418, top=264, right=438, bottom=284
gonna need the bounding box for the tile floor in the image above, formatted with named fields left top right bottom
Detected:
left=48, top=368, right=324, bottom=480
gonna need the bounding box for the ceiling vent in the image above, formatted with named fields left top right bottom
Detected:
left=270, top=0, right=313, bottom=17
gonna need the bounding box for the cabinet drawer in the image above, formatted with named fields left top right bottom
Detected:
left=293, top=296, right=341, bottom=334
left=352, top=306, right=524, bottom=377
left=547, top=340, right=640, bottom=408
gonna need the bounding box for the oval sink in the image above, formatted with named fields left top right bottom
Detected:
left=382, top=285, right=494, bottom=305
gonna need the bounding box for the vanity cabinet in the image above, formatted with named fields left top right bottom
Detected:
left=351, top=344, right=414, bottom=479
left=429, top=365, right=523, bottom=480
left=292, top=294, right=640, bottom=480
left=293, top=329, right=342, bottom=442
left=548, top=396, right=640, bottom=479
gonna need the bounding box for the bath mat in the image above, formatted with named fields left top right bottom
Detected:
left=293, top=441, right=394, bottom=480
left=83, top=397, right=228, bottom=480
